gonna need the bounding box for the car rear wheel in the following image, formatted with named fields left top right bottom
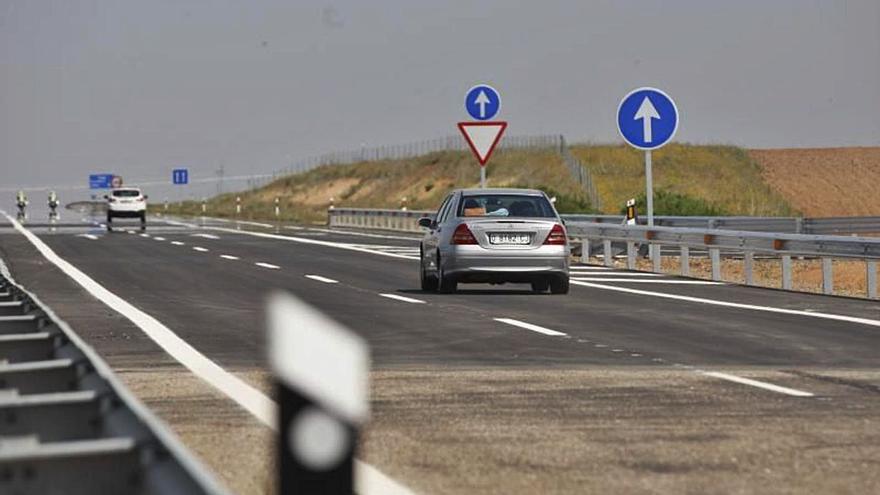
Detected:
left=550, top=276, right=569, bottom=295
left=436, top=255, right=457, bottom=293
left=531, top=280, right=550, bottom=293
left=420, top=261, right=439, bottom=292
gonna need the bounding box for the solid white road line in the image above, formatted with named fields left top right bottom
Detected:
left=305, top=274, right=339, bottom=284
left=570, top=272, right=664, bottom=277
left=378, top=293, right=426, bottom=304
left=162, top=220, right=421, bottom=261
left=192, top=246, right=209, bottom=252
left=493, top=318, right=568, bottom=337
left=171, top=241, right=185, bottom=246
left=571, top=278, right=722, bottom=285
left=154, top=236, right=166, bottom=241
left=569, top=280, right=880, bottom=328
left=255, top=262, right=280, bottom=270
left=701, top=371, right=814, bottom=397
left=219, top=255, right=239, bottom=260
left=2, top=211, right=412, bottom=495
left=302, top=226, right=422, bottom=241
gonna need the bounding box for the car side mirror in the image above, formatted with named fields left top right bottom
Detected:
left=103, top=195, right=108, bottom=200
left=143, top=195, right=149, bottom=200
left=418, top=217, right=434, bottom=229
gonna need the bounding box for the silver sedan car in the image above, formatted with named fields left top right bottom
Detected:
left=418, top=188, right=570, bottom=294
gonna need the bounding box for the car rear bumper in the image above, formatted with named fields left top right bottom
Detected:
left=108, top=209, right=145, bottom=218
left=441, top=245, right=569, bottom=283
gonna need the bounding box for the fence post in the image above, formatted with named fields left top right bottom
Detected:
left=782, top=255, right=793, bottom=290
left=603, top=239, right=613, bottom=267
left=744, top=251, right=754, bottom=285
left=651, top=244, right=662, bottom=273
left=580, top=239, right=590, bottom=264
left=680, top=245, right=690, bottom=277
left=868, top=260, right=878, bottom=299
left=626, top=241, right=636, bottom=270
left=709, top=248, right=721, bottom=281
left=822, top=257, right=834, bottom=295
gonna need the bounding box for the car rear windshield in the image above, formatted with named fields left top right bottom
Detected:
left=112, top=190, right=140, bottom=197
left=457, top=194, right=556, bottom=218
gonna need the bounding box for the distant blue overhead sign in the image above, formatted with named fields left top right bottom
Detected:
left=89, top=174, right=114, bottom=189
left=617, top=87, right=678, bottom=150
left=172, top=168, right=189, bottom=185
left=465, top=84, right=501, bottom=121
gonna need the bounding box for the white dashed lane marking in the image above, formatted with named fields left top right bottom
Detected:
left=305, top=275, right=339, bottom=284
left=255, top=262, right=280, bottom=270
left=493, top=318, right=568, bottom=337
left=171, top=241, right=185, bottom=246
left=220, top=255, right=239, bottom=260
left=154, top=236, right=166, bottom=241
left=78, top=234, right=98, bottom=240
left=378, top=293, right=426, bottom=304
left=192, top=247, right=209, bottom=252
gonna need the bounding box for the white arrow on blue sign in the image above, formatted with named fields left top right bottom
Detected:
left=465, top=84, right=501, bottom=121
left=617, top=87, right=678, bottom=150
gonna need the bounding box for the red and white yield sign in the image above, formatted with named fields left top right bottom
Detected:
left=457, top=121, right=507, bottom=166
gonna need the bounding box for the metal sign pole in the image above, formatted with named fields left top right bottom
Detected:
left=645, top=150, right=654, bottom=226
left=480, top=166, right=486, bottom=189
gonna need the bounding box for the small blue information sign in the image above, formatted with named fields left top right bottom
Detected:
left=172, top=168, right=189, bottom=185
left=89, top=174, right=114, bottom=189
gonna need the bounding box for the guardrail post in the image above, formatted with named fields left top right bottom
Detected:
left=822, top=257, right=834, bottom=295
left=782, top=255, right=793, bottom=290
left=744, top=251, right=754, bottom=285
left=868, top=260, right=878, bottom=299
left=680, top=245, right=690, bottom=277
left=603, top=239, right=613, bottom=267
left=626, top=241, right=636, bottom=270
left=651, top=244, right=661, bottom=273
left=580, top=239, right=590, bottom=264
left=709, top=248, right=721, bottom=281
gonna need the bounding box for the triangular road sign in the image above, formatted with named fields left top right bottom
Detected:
left=458, top=121, right=507, bottom=166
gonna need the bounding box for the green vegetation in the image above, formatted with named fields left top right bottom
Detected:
left=570, top=143, right=794, bottom=215
left=161, top=142, right=796, bottom=223
left=162, top=149, right=594, bottom=223
left=622, top=189, right=727, bottom=216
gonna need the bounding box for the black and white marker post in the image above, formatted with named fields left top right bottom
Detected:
left=268, top=292, right=370, bottom=494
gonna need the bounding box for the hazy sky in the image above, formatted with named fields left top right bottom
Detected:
left=2, top=0, right=879, bottom=188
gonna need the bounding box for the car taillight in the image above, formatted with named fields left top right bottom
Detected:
left=108, top=197, right=117, bottom=203
left=451, top=223, right=478, bottom=245
left=543, top=224, right=567, bottom=245
left=136, top=197, right=145, bottom=202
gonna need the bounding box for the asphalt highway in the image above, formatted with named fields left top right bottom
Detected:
left=1, top=212, right=879, bottom=494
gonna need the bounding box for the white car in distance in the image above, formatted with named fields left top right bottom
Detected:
left=105, top=187, right=147, bottom=231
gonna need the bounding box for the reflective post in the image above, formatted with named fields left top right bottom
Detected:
left=868, top=260, right=878, bottom=299
left=822, top=257, right=834, bottom=295
left=744, top=251, right=754, bottom=285
left=782, top=255, right=793, bottom=290
left=680, top=245, right=690, bottom=277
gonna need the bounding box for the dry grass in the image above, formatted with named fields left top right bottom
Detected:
left=571, top=143, right=794, bottom=215
left=590, top=256, right=876, bottom=299
left=750, top=147, right=880, bottom=217
left=163, top=149, right=589, bottom=223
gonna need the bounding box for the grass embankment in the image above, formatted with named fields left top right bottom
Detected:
left=162, top=149, right=594, bottom=223
left=571, top=143, right=794, bottom=215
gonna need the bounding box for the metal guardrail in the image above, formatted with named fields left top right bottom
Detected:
left=0, top=262, right=227, bottom=494
left=328, top=209, right=880, bottom=236
left=326, top=208, right=879, bottom=298
left=560, top=214, right=880, bottom=235
left=567, top=222, right=879, bottom=298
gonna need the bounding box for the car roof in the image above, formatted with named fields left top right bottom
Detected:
left=458, top=188, right=545, bottom=196
left=112, top=187, right=141, bottom=191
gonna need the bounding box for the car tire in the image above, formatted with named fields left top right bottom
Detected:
left=436, top=255, right=457, bottom=293
left=531, top=280, right=550, bottom=293
left=140, top=212, right=146, bottom=231
left=420, top=260, right=439, bottom=292
left=550, top=276, right=570, bottom=295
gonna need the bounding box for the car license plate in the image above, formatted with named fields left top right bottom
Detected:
left=489, top=233, right=531, bottom=245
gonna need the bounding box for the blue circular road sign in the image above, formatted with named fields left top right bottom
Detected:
left=617, top=87, right=679, bottom=150
left=465, top=85, right=501, bottom=121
